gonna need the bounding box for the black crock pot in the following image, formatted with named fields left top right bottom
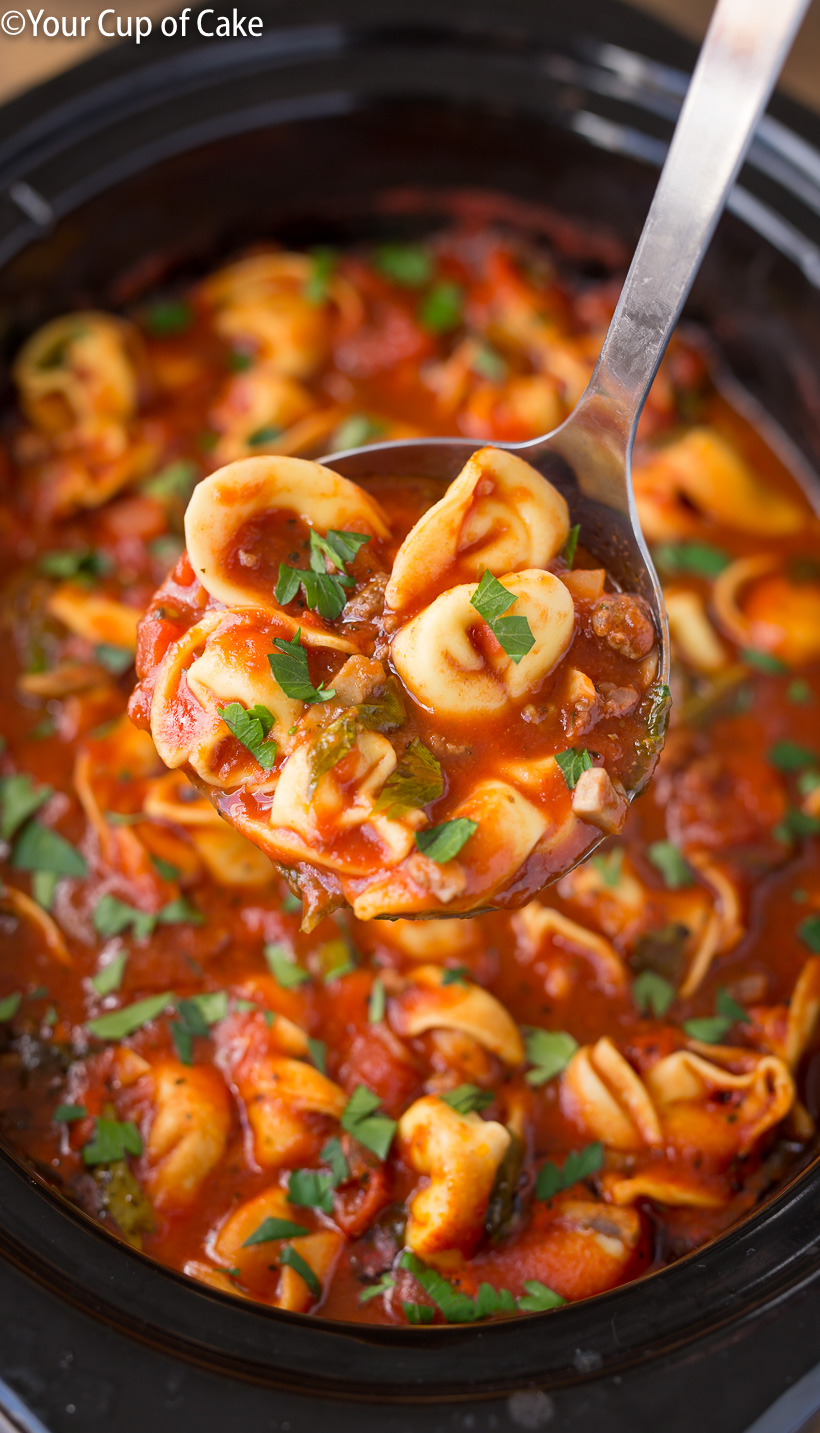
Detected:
left=1, top=4, right=820, bottom=1430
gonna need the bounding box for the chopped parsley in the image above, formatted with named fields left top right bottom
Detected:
left=0, top=773, right=52, bottom=842
left=524, top=1028, right=578, bottom=1086
left=143, top=299, right=193, bottom=335
left=787, top=679, right=813, bottom=706
left=303, top=246, right=337, bottom=305
left=632, top=970, right=676, bottom=1018
left=653, top=541, right=730, bottom=578
left=94, top=643, right=133, bottom=676
left=219, top=701, right=278, bottom=771
left=741, top=648, right=788, bottom=675
left=375, top=242, right=433, bottom=287
left=561, top=525, right=581, bottom=568
left=279, top=1245, right=322, bottom=1297
left=470, top=569, right=535, bottom=664
left=277, top=529, right=370, bottom=622
left=359, top=1273, right=396, bottom=1305
left=268, top=630, right=336, bottom=704
left=241, top=1217, right=309, bottom=1247
left=517, top=1281, right=566, bottom=1313
left=402, top=1301, right=435, bottom=1324
left=414, top=818, right=477, bottom=864
left=536, top=1142, right=604, bottom=1200
left=368, top=977, right=386, bottom=1025
left=38, top=547, right=112, bottom=583
left=419, top=281, right=464, bottom=334
left=91, top=949, right=129, bottom=996
left=247, top=425, right=283, bottom=448
left=646, top=841, right=694, bottom=890
left=86, top=991, right=174, bottom=1041
left=440, top=1084, right=493, bottom=1115
left=264, top=942, right=311, bottom=989
left=357, top=676, right=407, bottom=733
left=683, top=987, right=749, bottom=1043
left=306, top=1036, right=327, bottom=1074
left=288, top=1168, right=335, bottom=1215
left=93, top=894, right=155, bottom=942
left=374, top=739, right=443, bottom=817
left=11, top=821, right=87, bottom=879
left=82, top=1116, right=143, bottom=1166
left=554, top=748, right=593, bottom=790
left=768, top=740, right=818, bottom=772
left=54, top=1103, right=86, bottom=1123
left=774, top=808, right=820, bottom=844
left=340, top=1085, right=396, bottom=1160
left=441, top=966, right=470, bottom=986
left=0, top=992, right=22, bottom=1021
left=472, top=342, right=507, bottom=382
left=320, top=1135, right=350, bottom=1186
left=590, top=846, right=624, bottom=888
left=141, top=460, right=198, bottom=505
left=797, top=914, right=820, bottom=952
left=309, top=711, right=358, bottom=790
left=399, top=1252, right=521, bottom=1323
left=332, top=414, right=385, bottom=451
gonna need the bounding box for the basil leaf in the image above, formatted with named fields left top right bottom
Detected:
left=288, top=1169, right=334, bottom=1215
left=359, top=1273, right=396, bottom=1304
left=524, top=1028, right=578, bottom=1086
left=374, top=739, right=443, bottom=817
left=93, top=894, right=155, bottom=941
left=91, top=950, right=129, bottom=996
left=414, top=818, right=477, bottom=864
left=653, top=541, right=730, bottom=578
left=0, top=992, right=22, bottom=1021
left=242, top=1216, right=309, bottom=1247
left=632, top=971, right=675, bottom=1018
left=470, top=569, right=535, bottom=664
left=561, top=525, right=580, bottom=568
left=554, top=748, right=593, bottom=790
left=82, top=1117, right=143, bottom=1166
left=11, top=821, right=87, bottom=878
left=536, top=1142, right=603, bottom=1201
left=375, top=243, right=433, bottom=287
left=769, top=740, right=818, bottom=772
left=0, top=773, right=52, bottom=841
left=264, top=942, right=310, bottom=989
left=279, top=1244, right=322, bottom=1298
left=798, top=914, right=820, bottom=952
left=54, top=1103, right=86, bottom=1123
left=87, top=992, right=174, bottom=1040
left=368, top=976, right=386, bottom=1025
left=419, top=281, right=463, bottom=334
left=340, top=1085, right=396, bottom=1160
left=517, top=1280, right=565, bottom=1313
left=440, top=1084, right=492, bottom=1115
left=269, top=630, right=336, bottom=704
left=303, top=246, right=336, bottom=305
left=647, top=840, right=694, bottom=890
left=219, top=701, right=278, bottom=771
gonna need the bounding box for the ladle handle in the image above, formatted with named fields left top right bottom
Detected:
left=584, top=0, right=810, bottom=439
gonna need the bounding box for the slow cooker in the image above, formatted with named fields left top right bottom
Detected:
left=1, top=2, right=820, bottom=1428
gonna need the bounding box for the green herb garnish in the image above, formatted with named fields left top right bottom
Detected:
left=375, top=243, right=433, bottom=287
left=11, top=821, right=86, bottom=878
left=419, top=281, right=463, bottom=334
left=242, top=1217, right=309, bottom=1247
left=269, top=630, right=336, bottom=704
left=144, top=300, right=193, bottom=336
left=440, top=1084, right=493, bottom=1115
left=93, top=894, right=155, bottom=942
left=303, top=247, right=336, bottom=305
left=524, top=1028, right=578, bottom=1086
left=554, top=748, right=593, bottom=790
left=741, top=648, right=788, bottom=675
left=38, top=548, right=112, bottom=583
left=95, top=644, right=133, bottom=676
left=0, top=773, right=52, bottom=842
left=91, top=950, right=129, bottom=996
left=219, top=701, right=278, bottom=771
left=54, top=1103, right=86, bottom=1123
left=368, top=977, right=386, bottom=1025
left=279, top=1245, right=322, bottom=1297
left=768, top=740, right=818, bottom=772
left=561, top=525, right=580, bottom=568
left=536, top=1142, right=604, bottom=1200
left=82, top=1117, right=143, bottom=1166
left=414, top=818, right=477, bottom=864
left=86, top=992, right=174, bottom=1041
left=632, top=970, right=676, bottom=1018
left=0, top=992, right=22, bottom=1021
left=359, top=1273, right=396, bottom=1305
left=340, top=1085, right=396, bottom=1160
left=264, top=942, right=310, bottom=989
left=653, top=541, right=730, bottom=578
left=798, top=914, right=820, bottom=952
left=471, top=569, right=535, bottom=664
left=683, top=987, right=749, bottom=1043
left=647, top=840, right=694, bottom=890
left=374, top=739, right=443, bottom=817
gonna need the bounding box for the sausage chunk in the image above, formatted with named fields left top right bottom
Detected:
left=591, top=594, right=656, bottom=660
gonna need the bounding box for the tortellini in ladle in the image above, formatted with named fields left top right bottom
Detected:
left=132, top=446, right=660, bottom=925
